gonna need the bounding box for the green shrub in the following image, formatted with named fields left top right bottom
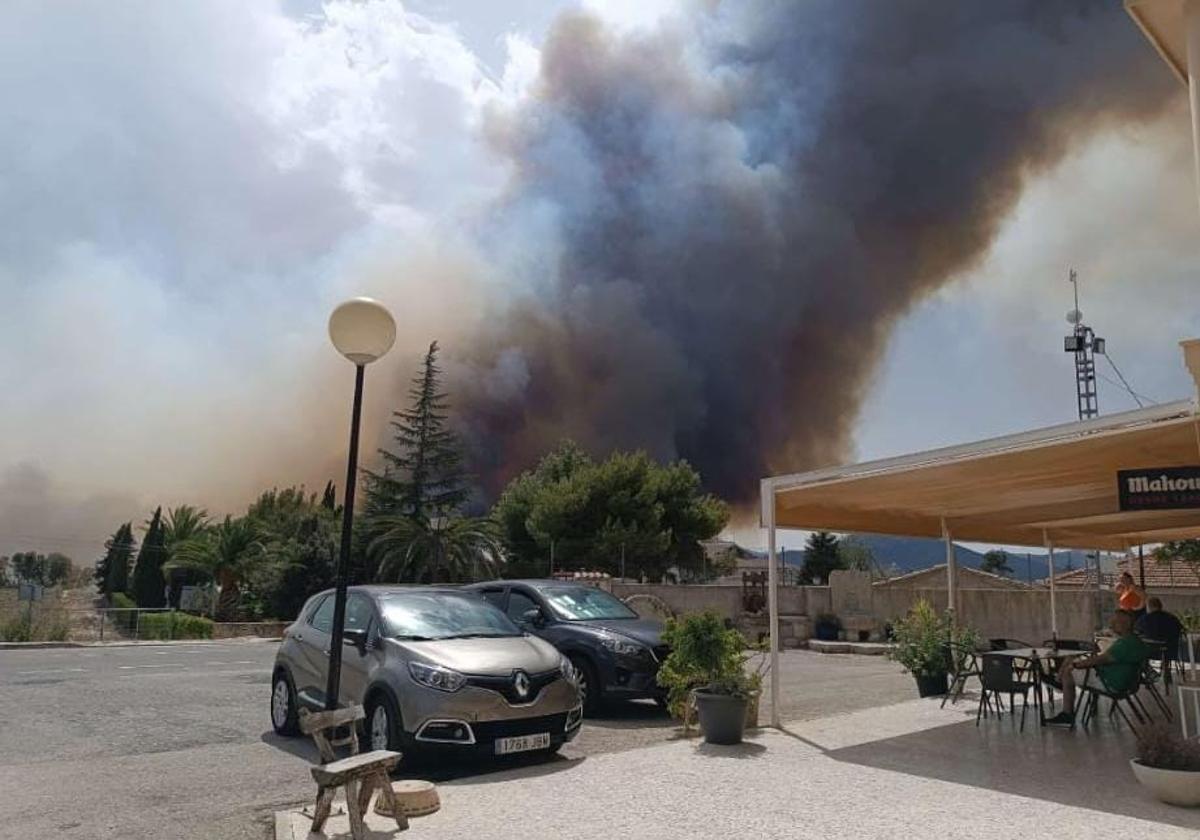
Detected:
left=138, top=611, right=213, bottom=640
left=108, top=592, right=138, bottom=632
left=887, top=599, right=977, bottom=677
left=658, top=611, right=755, bottom=719
left=0, top=613, right=70, bottom=642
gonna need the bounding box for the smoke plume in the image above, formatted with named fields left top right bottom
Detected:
left=449, top=0, right=1175, bottom=502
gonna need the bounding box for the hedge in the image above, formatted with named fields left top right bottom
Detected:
left=138, top=611, right=213, bottom=640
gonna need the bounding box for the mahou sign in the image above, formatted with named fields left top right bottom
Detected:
left=1118, top=466, right=1200, bottom=511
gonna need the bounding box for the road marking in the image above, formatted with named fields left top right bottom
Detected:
left=16, top=668, right=86, bottom=675
left=117, top=664, right=182, bottom=669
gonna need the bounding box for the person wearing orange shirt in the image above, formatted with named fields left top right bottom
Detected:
left=1115, top=571, right=1146, bottom=617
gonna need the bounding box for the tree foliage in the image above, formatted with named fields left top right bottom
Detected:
left=364, top=341, right=469, bottom=524
left=247, top=486, right=341, bottom=620
left=369, top=515, right=501, bottom=583
left=980, top=549, right=1013, bottom=577
left=1156, top=540, right=1200, bottom=566
left=838, top=537, right=877, bottom=575
left=131, top=507, right=168, bottom=607
left=166, top=515, right=262, bottom=619
left=801, top=531, right=843, bottom=585
left=492, top=441, right=730, bottom=581
left=9, top=551, right=73, bottom=587
left=102, top=523, right=136, bottom=596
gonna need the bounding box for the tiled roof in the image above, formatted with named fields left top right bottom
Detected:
left=1053, top=555, right=1200, bottom=589
left=873, top=564, right=1032, bottom=589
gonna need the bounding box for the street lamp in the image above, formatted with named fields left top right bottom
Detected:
left=325, top=297, right=396, bottom=710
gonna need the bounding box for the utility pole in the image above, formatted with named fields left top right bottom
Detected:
left=1026, top=552, right=1032, bottom=585
left=620, top=543, right=626, bottom=581
left=549, top=540, right=555, bottom=578
left=1063, top=269, right=1105, bottom=420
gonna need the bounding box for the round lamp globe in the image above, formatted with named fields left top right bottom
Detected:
left=328, top=298, right=396, bottom=365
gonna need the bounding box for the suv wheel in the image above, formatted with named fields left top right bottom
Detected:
left=365, top=692, right=402, bottom=753
left=270, top=671, right=299, bottom=736
left=569, top=655, right=600, bottom=713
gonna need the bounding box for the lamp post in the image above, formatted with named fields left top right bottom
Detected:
left=325, top=297, right=396, bottom=711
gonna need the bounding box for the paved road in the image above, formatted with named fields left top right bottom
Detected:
left=0, top=643, right=912, bottom=840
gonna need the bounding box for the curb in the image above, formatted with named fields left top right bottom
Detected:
left=0, top=636, right=282, bottom=650
left=806, top=639, right=894, bottom=656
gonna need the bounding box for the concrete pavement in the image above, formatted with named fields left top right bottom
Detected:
left=0, top=646, right=913, bottom=839
left=282, top=699, right=1200, bottom=840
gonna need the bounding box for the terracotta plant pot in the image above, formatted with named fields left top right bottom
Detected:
left=1130, top=759, right=1200, bottom=807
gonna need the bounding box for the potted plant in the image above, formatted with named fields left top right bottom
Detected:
left=887, top=599, right=975, bottom=698
left=813, top=613, right=841, bottom=641
left=658, top=611, right=755, bottom=745
left=1130, top=723, right=1200, bottom=806
left=742, top=642, right=772, bottom=729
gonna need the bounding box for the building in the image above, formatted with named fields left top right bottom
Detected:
left=873, top=564, right=1032, bottom=591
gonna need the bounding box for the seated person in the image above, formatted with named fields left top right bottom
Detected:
left=1136, top=597, right=1184, bottom=661
left=1044, top=610, right=1148, bottom=727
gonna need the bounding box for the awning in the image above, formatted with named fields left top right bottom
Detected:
left=763, top=398, right=1200, bottom=552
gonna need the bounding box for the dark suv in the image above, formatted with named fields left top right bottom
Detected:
left=465, top=580, right=667, bottom=711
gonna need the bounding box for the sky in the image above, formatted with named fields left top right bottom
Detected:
left=1, top=0, right=1197, bottom=560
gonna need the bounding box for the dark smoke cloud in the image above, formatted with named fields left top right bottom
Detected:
left=449, top=0, right=1175, bottom=502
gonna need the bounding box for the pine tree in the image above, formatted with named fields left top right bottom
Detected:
left=321, top=480, right=337, bottom=511
left=801, top=531, right=843, bottom=585
left=131, top=507, right=168, bottom=607
left=104, top=523, right=136, bottom=596
left=364, top=341, right=469, bottom=523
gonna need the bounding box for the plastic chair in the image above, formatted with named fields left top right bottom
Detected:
left=977, top=654, right=1036, bottom=731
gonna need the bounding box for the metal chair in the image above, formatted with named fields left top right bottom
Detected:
left=977, top=654, right=1036, bottom=731
left=1077, top=667, right=1145, bottom=732
left=942, top=642, right=982, bottom=708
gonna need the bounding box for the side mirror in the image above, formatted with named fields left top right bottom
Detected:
left=343, top=628, right=368, bottom=652
left=522, top=607, right=547, bottom=629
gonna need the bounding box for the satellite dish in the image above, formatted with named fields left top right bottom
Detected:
left=1066, top=309, right=1083, bottom=325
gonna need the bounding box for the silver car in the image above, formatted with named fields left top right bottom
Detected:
left=270, top=586, right=583, bottom=760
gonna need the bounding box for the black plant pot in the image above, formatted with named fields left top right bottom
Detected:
left=694, top=690, right=749, bottom=745
left=915, top=673, right=949, bottom=698
left=814, top=623, right=839, bottom=641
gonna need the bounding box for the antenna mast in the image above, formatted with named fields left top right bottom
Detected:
left=1063, top=269, right=1105, bottom=421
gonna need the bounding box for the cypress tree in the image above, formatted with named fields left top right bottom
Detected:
left=364, top=341, right=469, bottom=523
left=104, top=523, right=136, bottom=596
left=131, top=507, right=168, bottom=607
left=321, top=480, right=337, bottom=512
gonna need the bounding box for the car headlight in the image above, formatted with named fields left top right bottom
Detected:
left=560, top=656, right=577, bottom=684
left=408, top=661, right=466, bottom=692
left=600, top=634, right=645, bottom=657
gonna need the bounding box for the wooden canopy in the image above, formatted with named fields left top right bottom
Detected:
left=763, top=399, right=1200, bottom=552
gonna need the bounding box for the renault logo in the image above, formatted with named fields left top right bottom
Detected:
left=513, top=670, right=531, bottom=699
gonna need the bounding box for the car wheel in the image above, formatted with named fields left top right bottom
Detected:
left=270, top=671, right=299, bottom=736
left=364, top=692, right=402, bottom=753
left=569, top=655, right=601, bottom=713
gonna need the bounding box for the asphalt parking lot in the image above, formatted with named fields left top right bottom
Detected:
left=0, top=641, right=913, bottom=840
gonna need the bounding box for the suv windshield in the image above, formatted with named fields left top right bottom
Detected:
left=379, top=592, right=522, bottom=640
left=540, top=586, right=638, bottom=621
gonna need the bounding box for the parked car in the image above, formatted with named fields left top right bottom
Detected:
left=270, top=586, right=582, bottom=761
left=464, top=580, right=667, bottom=712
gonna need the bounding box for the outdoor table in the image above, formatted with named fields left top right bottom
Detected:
left=985, top=648, right=1083, bottom=724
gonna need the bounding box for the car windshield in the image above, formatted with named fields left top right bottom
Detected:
left=540, top=586, right=638, bottom=621
left=378, top=592, right=522, bottom=640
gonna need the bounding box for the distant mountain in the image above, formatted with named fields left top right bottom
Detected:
left=754, top=534, right=1099, bottom=583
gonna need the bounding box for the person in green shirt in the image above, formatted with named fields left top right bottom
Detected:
left=1044, top=610, right=1148, bottom=727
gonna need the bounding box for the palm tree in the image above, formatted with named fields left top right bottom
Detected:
left=163, top=505, right=210, bottom=548
left=164, top=516, right=261, bottom=619
left=369, top=515, right=502, bottom=583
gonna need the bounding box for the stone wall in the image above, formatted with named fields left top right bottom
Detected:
left=611, top=580, right=1200, bottom=645
left=212, top=621, right=289, bottom=639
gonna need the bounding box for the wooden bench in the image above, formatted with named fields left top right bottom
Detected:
left=299, top=705, right=406, bottom=837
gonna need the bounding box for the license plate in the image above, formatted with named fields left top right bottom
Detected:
left=495, top=732, right=551, bottom=755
